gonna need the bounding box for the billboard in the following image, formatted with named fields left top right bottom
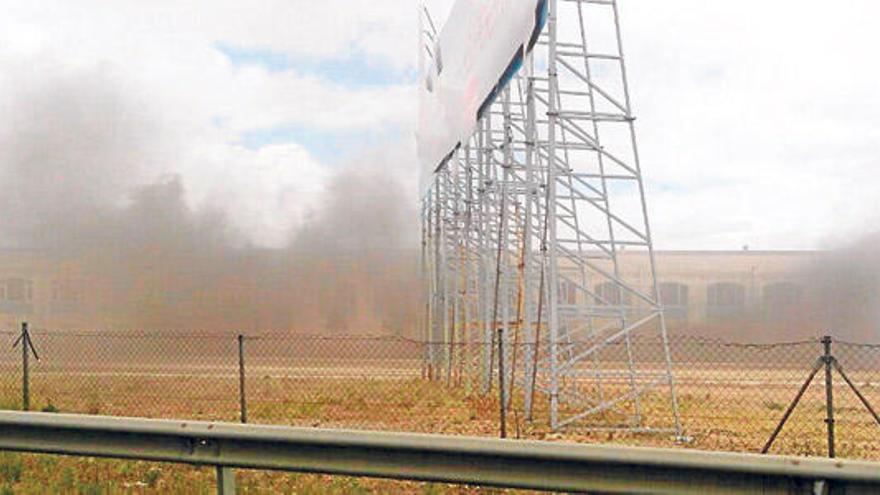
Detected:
left=418, top=0, right=548, bottom=193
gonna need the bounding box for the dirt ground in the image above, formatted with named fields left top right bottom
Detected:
left=0, top=331, right=878, bottom=493
left=0, top=361, right=878, bottom=493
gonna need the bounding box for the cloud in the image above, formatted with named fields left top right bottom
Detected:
left=0, top=52, right=419, bottom=332
left=1, top=0, right=879, bottom=252
left=0, top=1, right=420, bottom=247
left=620, top=0, right=880, bottom=249
left=417, top=0, right=880, bottom=250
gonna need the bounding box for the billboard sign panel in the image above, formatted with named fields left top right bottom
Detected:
left=418, top=0, right=548, bottom=193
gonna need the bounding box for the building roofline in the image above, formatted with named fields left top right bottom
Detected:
left=0, top=247, right=826, bottom=257
left=649, top=250, right=822, bottom=255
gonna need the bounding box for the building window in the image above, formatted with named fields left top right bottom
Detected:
left=594, top=282, right=630, bottom=306
left=763, top=282, right=802, bottom=321
left=558, top=279, right=578, bottom=305
left=49, top=279, right=87, bottom=314
left=659, top=283, right=689, bottom=319
left=52, top=280, right=84, bottom=302
left=0, top=278, right=34, bottom=315
left=2, top=279, right=33, bottom=302
left=707, top=282, right=745, bottom=319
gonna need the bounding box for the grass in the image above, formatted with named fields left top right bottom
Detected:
left=0, top=363, right=878, bottom=492
left=0, top=454, right=504, bottom=494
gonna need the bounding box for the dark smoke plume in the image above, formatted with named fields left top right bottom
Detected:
left=0, top=67, right=421, bottom=335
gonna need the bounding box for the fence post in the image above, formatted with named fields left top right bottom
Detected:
left=238, top=334, right=247, bottom=424
left=12, top=322, right=38, bottom=412
left=21, top=322, right=29, bottom=411
left=822, top=335, right=835, bottom=458
left=497, top=328, right=506, bottom=439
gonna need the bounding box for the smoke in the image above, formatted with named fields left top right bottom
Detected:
left=0, top=68, right=160, bottom=250
left=285, top=152, right=421, bottom=334
left=17, top=65, right=874, bottom=340
left=690, top=235, right=880, bottom=343
left=803, top=234, right=880, bottom=341
left=0, top=66, right=421, bottom=334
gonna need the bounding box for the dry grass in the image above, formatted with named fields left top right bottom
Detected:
left=0, top=362, right=878, bottom=493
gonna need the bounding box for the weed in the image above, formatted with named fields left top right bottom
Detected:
left=0, top=454, right=22, bottom=484
left=86, top=399, right=102, bottom=416
left=59, top=466, right=77, bottom=491
left=144, top=468, right=162, bottom=488
left=78, top=482, right=104, bottom=495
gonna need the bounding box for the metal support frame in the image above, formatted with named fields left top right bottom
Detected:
left=420, top=0, right=681, bottom=432
left=762, top=336, right=880, bottom=458
left=2, top=411, right=880, bottom=494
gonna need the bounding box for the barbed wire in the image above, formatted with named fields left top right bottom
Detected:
left=0, top=326, right=877, bottom=460
left=4, top=327, right=876, bottom=349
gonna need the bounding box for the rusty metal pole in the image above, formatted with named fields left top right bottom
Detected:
left=761, top=357, right=823, bottom=454
left=497, top=328, right=507, bottom=439
left=832, top=359, right=880, bottom=427
left=238, top=335, right=247, bottom=424
left=822, top=336, right=835, bottom=458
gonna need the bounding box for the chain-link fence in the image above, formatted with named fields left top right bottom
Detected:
left=1, top=325, right=879, bottom=461
left=668, top=337, right=880, bottom=459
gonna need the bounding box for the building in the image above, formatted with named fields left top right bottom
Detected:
left=622, top=250, right=818, bottom=340
left=2, top=248, right=872, bottom=341
left=555, top=249, right=847, bottom=341
left=0, top=249, right=92, bottom=330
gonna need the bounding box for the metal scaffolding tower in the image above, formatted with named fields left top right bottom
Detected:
left=421, top=0, right=681, bottom=433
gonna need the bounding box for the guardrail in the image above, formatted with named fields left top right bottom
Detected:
left=0, top=412, right=879, bottom=494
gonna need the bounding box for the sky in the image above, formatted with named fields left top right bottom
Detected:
left=0, top=0, right=878, bottom=250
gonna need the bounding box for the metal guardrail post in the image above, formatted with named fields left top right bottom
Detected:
left=216, top=465, right=235, bottom=495
left=237, top=334, right=247, bottom=424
